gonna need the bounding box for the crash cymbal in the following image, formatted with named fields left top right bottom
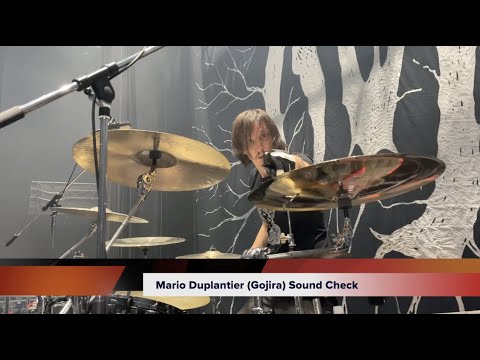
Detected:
left=267, top=248, right=351, bottom=259
left=176, top=249, right=242, bottom=259
left=55, top=206, right=148, bottom=223
left=248, top=153, right=445, bottom=211
left=114, top=291, right=210, bottom=311
left=106, top=237, right=185, bottom=247
left=72, top=129, right=231, bottom=191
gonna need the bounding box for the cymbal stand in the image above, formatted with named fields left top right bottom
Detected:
left=54, top=296, right=86, bottom=314
left=211, top=296, right=222, bottom=314
left=241, top=248, right=272, bottom=314
left=105, top=164, right=157, bottom=254
left=285, top=210, right=296, bottom=252
left=252, top=296, right=272, bottom=314
left=35, top=296, right=47, bottom=314
left=57, top=222, right=97, bottom=260
left=332, top=198, right=353, bottom=253
left=284, top=198, right=304, bottom=314
left=331, top=184, right=353, bottom=253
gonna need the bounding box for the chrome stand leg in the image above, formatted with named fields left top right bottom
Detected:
left=313, top=298, right=323, bottom=314
left=294, top=296, right=304, bottom=314
left=58, top=298, right=73, bottom=314
left=252, top=297, right=272, bottom=314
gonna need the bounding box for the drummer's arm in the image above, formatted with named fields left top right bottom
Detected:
left=251, top=222, right=269, bottom=249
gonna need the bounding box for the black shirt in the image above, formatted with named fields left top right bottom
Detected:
left=248, top=153, right=327, bottom=254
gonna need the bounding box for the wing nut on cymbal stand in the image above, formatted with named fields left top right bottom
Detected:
left=330, top=180, right=353, bottom=253
left=105, top=153, right=158, bottom=254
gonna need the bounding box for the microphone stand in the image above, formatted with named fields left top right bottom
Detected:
left=5, top=170, right=85, bottom=247
left=0, top=46, right=164, bottom=258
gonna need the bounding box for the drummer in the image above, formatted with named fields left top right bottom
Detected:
left=231, top=108, right=338, bottom=314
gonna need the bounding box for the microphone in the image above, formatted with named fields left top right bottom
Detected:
left=42, top=193, right=63, bottom=211
left=5, top=235, right=18, bottom=247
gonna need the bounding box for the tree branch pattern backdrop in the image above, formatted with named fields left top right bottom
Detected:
left=191, top=46, right=480, bottom=314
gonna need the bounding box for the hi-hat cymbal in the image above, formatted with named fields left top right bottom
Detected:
left=267, top=248, right=351, bottom=259
left=248, top=153, right=445, bottom=211
left=113, top=291, right=210, bottom=311
left=106, top=237, right=185, bottom=248
left=176, top=249, right=242, bottom=259
left=55, top=206, right=148, bottom=223
left=72, top=129, right=231, bottom=191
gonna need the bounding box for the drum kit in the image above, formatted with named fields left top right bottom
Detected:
left=33, top=292, right=211, bottom=315
left=13, top=123, right=446, bottom=314
left=246, top=153, right=445, bottom=314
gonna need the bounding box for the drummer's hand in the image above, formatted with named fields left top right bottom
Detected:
left=263, top=150, right=296, bottom=178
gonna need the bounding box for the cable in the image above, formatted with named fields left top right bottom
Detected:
left=91, top=94, right=99, bottom=194
left=61, top=163, right=78, bottom=194
left=108, top=46, right=151, bottom=81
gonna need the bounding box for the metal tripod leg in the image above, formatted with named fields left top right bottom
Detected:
left=58, top=298, right=73, bottom=314
left=252, top=296, right=272, bottom=314
left=294, top=296, right=305, bottom=314
left=313, top=298, right=323, bottom=314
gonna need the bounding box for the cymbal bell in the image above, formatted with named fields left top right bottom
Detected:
left=248, top=153, right=445, bottom=211
left=55, top=206, right=148, bottom=223
left=176, top=249, right=242, bottom=259
left=113, top=291, right=210, bottom=310
left=106, top=237, right=185, bottom=248
left=72, top=129, right=231, bottom=191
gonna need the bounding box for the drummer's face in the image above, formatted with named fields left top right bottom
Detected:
left=245, top=122, right=273, bottom=171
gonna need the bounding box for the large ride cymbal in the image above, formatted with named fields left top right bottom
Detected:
left=106, top=237, right=185, bottom=247
left=113, top=291, right=210, bottom=311
left=55, top=206, right=148, bottom=223
left=176, top=249, right=242, bottom=259
left=72, top=129, right=231, bottom=191
left=248, top=153, right=445, bottom=211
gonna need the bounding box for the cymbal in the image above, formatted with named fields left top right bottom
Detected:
left=267, top=248, right=351, bottom=259
left=55, top=206, right=148, bottom=223
left=106, top=237, right=185, bottom=247
left=72, top=129, right=231, bottom=191
left=248, top=153, right=445, bottom=211
left=176, top=249, right=242, bottom=259
left=113, top=291, right=210, bottom=311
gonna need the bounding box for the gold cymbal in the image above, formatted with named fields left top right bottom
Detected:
left=72, top=129, right=231, bottom=191
left=267, top=248, right=351, bottom=259
left=176, top=249, right=242, bottom=259
left=248, top=153, right=445, bottom=211
left=55, top=206, right=148, bottom=223
left=106, top=236, right=185, bottom=247
left=113, top=291, right=210, bottom=311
